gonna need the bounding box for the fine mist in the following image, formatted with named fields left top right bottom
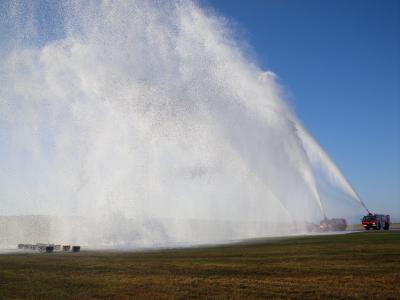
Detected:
left=0, top=0, right=365, bottom=249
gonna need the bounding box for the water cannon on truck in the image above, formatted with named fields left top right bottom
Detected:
left=349, top=190, right=391, bottom=231
left=362, top=213, right=390, bottom=230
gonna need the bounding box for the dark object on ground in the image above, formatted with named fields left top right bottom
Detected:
left=17, top=243, right=77, bottom=252
left=362, top=213, right=390, bottom=230
left=37, top=244, right=47, bottom=252
left=72, top=246, right=80, bottom=252
left=45, top=246, right=54, bottom=253
left=319, top=218, right=347, bottom=231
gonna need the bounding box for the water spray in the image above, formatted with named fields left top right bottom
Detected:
left=0, top=0, right=366, bottom=248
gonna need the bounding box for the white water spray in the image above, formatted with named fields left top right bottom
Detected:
left=0, top=0, right=365, bottom=248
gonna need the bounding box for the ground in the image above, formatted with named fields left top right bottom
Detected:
left=0, top=231, right=399, bottom=299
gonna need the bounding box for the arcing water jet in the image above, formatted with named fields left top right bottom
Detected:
left=0, top=0, right=366, bottom=248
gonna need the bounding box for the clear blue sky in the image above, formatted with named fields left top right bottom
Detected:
left=204, top=0, right=400, bottom=217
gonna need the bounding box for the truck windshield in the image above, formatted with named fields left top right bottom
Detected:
left=363, top=216, right=375, bottom=221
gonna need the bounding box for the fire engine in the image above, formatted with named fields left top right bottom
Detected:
left=362, top=213, right=390, bottom=230
left=319, top=218, right=347, bottom=231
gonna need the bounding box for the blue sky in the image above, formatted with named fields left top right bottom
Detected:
left=205, top=0, right=400, bottom=216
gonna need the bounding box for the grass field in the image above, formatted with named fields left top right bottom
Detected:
left=0, top=231, right=399, bottom=299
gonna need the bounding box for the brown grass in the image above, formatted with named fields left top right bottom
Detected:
left=0, top=231, right=399, bottom=299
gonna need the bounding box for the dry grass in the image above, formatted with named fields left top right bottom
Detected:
left=0, top=231, right=399, bottom=299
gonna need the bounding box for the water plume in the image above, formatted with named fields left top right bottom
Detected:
left=0, top=0, right=365, bottom=249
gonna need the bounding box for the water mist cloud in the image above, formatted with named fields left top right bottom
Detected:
left=0, top=0, right=364, bottom=248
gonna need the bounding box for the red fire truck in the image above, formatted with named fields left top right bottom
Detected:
left=362, top=213, right=390, bottom=230
left=319, top=218, right=347, bottom=231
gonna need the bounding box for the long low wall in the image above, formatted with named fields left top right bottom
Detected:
left=0, top=215, right=86, bottom=248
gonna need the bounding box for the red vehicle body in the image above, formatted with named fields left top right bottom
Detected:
left=319, top=218, right=347, bottom=231
left=362, top=213, right=390, bottom=230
